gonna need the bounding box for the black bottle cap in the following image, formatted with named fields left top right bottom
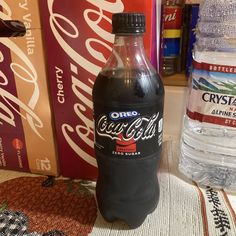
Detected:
left=112, top=12, right=145, bottom=34
left=0, top=19, right=26, bottom=37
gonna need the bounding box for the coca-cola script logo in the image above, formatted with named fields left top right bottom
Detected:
left=96, top=113, right=159, bottom=142
left=0, top=1, right=44, bottom=140
left=47, top=0, right=124, bottom=167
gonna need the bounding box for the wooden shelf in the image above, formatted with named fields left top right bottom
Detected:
left=162, top=73, right=188, bottom=87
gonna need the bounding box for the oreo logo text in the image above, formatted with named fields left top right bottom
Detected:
left=109, top=111, right=139, bottom=120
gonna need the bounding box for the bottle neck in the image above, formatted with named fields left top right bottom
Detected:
left=113, top=34, right=145, bottom=50
left=103, top=34, right=154, bottom=72
left=165, top=0, right=183, bottom=6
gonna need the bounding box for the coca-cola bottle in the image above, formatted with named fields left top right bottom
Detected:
left=161, top=0, right=184, bottom=76
left=93, top=13, right=164, bottom=228
left=0, top=19, right=26, bottom=37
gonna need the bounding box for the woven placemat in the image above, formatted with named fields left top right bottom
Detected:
left=0, top=174, right=96, bottom=236
left=89, top=141, right=236, bottom=236
left=0, top=141, right=235, bottom=236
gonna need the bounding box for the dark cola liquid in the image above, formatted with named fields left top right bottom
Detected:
left=93, top=68, right=164, bottom=228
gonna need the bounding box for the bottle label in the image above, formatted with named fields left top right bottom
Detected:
left=187, top=60, right=236, bottom=128
left=94, top=105, right=163, bottom=158
left=163, top=6, right=182, bottom=57
left=164, top=38, right=181, bottom=57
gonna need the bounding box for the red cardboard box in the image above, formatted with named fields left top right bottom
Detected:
left=39, top=0, right=157, bottom=179
left=0, top=0, right=59, bottom=175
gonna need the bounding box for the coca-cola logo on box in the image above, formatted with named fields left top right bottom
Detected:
left=0, top=0, right=58, bottom=175
left=39, top=0, right=155, bottom=179
left=0, top=2, right=44, bottom=139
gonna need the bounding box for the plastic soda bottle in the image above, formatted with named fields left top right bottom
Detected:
left=92, top=12, right=165, bottom=228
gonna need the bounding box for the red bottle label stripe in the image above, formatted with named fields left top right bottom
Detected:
left=193, top=60, right=236, bottom=74
left=187, top=109, right=236, bottom=128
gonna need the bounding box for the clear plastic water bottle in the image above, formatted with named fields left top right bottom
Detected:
left=179, top=0, right=236, bottom=190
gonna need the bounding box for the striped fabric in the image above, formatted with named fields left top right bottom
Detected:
left=89, top=141, right=236, bottom=236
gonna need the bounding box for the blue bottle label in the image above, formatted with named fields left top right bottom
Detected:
left=164, top=38, right=181, bottom=57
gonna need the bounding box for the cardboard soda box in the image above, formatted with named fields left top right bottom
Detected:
left=0, top=0, right=59, bottom=175
left=39, top=0, right=157, bottom=179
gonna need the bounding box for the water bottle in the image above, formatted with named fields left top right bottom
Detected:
left=179, top=0, right=236, bottom=191
left=93, top=13, right=164, bottom=228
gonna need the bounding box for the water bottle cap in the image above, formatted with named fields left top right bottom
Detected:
left=112, top=12, right=145, bottom=34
